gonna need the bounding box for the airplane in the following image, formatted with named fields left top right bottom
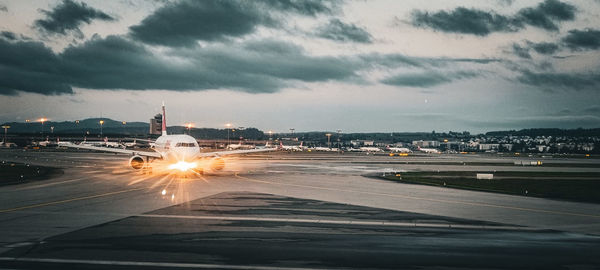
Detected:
left=226, top=140, right=255, bottom=150
left=358, top=146, right=382, bottom=152
left=65, top=103, right=278, bottom=173
left=279, top=141, right=304, bottom=151
left=418, top=147, right=441, bottom=154
left=36, top=137, right=57, bottom=147
left=122, top=139, right=138, bottom=148
left=311, top=146, right=337, bottom=152
left=387, top=146, right=412, bottom=153
left=80, top=137, right=122, bottom=148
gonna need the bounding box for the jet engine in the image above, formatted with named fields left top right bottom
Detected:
left=129, top=155, right=145, bottom=170
left=209, top=157, right=225, bottom=171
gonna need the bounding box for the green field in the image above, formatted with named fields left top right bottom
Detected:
left=381, top=171, right=600, bottom=203
left=0, top=162, right=62, bottom=185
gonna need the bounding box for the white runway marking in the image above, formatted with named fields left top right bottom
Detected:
left=136, top=214, right=536, bottom=231
left=0, top=257, right=332, bottom=270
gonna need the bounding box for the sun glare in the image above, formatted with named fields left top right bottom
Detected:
left=168, top=161, right=197, bottom=172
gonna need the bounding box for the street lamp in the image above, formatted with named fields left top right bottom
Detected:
left=39, top=118, right=47, bottom=137
left=336, top=129, right=342, bottom=149
left=2, top=125, right=9, bottom=145
left=186, top=123, right=193, bottom=134
left=99, top=120, right=104, bottom=136
left=268, top=130, right=273, bottom=140
left=326, top=133, right=332, bottom=148
left=226, top=123, right=232, bottom=146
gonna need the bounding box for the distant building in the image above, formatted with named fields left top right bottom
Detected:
left=149, top=113, right=162, bottom=135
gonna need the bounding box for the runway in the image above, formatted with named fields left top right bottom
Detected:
left=0, top=149, right=599, bottom=269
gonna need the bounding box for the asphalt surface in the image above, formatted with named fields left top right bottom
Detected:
left=0, top=149, right=599, bottom=269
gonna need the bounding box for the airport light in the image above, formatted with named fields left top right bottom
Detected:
left=75, top=120, right=79, bottom=124
left=50, top=126, right=54, bottom=134
left=226, top=123, right=232, bottom=146
left=39, top=118, right=47, bottom=137
left=99, top=120, right=104, bottom=136
left=326, top=133, right=332, bottom=148
left=268, top=130, right=273, bottom=140
left=336, top=129, right=342, bottom=148
left=2, top=125, right=9, bottom=145
left=186, top=123, right=193, bottom=134
left=25, top=119, right=30, bottom=123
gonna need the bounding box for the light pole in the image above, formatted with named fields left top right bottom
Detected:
left=99, top=120, right=104, bottom=137
left=39, top=118, right=47, bottom=137
left=50, top=126, right=54, bottom=134
left=226, top=123, right=232, bottom=146
left=326, top=133, right=332, bottom=148
left=2, top=125, right=9, bottom=145
left=336, top=129, right=342, bottom=149
left=268, top=130, right=273, bottom=140
left=186, top=123, right=193, bottom=135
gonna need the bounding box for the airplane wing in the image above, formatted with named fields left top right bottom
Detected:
left=62, top=143, right=163, bottom=158
left=197, top=147, right=277, bottom=158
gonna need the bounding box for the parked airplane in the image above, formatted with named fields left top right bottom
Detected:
left=387, top=146, right=412, bottom=153
left=358, top=147, right=382, bottom=152
left=65, top=103, right=277, bottom=173
left=226, top=140, right=255, bottom=150
left=311, top=146, right=337, bottom=152
left=418, top=147, right=441, bottom=154
left=279, top=141, right=304, bottom=151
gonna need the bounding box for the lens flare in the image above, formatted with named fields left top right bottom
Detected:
left=168, top=161, right=197, bottom=172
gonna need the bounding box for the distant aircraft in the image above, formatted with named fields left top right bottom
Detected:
left=418, top=147, right=441, bottom=154
left=279, top=141, right=304, bottom=151
left=65, top=103, right=277, bottom=173
left=358, top=147, right=382, bottom=152
left=311, top=146, right=337, bottom=152
left=387, top=146, right=412, bottom=153
left=122, top=139, right=138, bottom=148
left=227, top=140, right=255, bottom=150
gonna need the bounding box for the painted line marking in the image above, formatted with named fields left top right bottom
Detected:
left=235, top=174, right=600, bottom=219
left=0, top=257, right=333, bottom=270
left=137, top=214, right=535, bottom=231
left=0, top=187, right=147, bottom=214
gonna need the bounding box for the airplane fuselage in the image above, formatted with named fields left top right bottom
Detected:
left=154, top=134, right=200, bottom=161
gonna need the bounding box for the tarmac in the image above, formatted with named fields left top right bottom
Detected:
left=0, top=149, right=599, bottom=269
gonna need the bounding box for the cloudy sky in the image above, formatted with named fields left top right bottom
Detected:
left=1, top=0, right=599, bottom=133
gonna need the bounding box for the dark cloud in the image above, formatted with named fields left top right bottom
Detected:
left=315, top=19, right=372, bottom=43
left=529, top=41, right=560, bottom=54
left=516, top=0, right=576, bottom=31
left=361, top=53, right=500, bottom=69
left=129, top=1, right=271, bottom=47
left=411, top=7, right=518, bottom=36
left=0, top=4, right=7, bottom=12
left=411, top=0, right=576, bottom=36
left=0, top=36, right=363, bottom=95
left=518, top=70, right=600, bottom=90
left=129, top=0, right=336, bottom=47
left=512, top=43, right=531, bottom=58
left=0, top=39, right=72, bottom=95
left=582, top=105, right=600, bottom=114
left=562, top=29, right=600, bottom=50
left=0, top=31, right=17, bottom=41
left=34, top=0, right=114, bottom=37
left=381, top=71, right=478, bottom=88
left=260, top=0, right=336, bottom=16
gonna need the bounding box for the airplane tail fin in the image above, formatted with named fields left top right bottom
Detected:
left=161, top=101, right=167, bottom=136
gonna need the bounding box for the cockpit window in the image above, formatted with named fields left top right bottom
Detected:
left=175, top=142, right=196, bottom=147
